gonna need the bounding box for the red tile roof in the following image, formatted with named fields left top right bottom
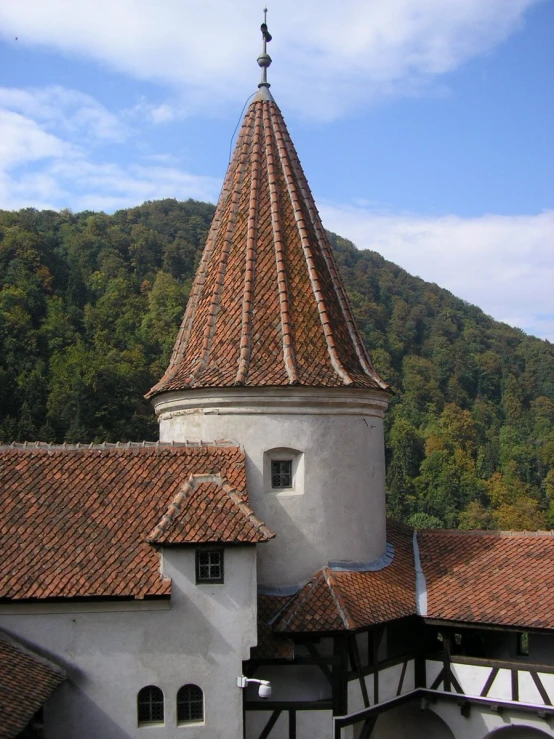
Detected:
left=0, top=442, right=272, bottom=601
left=0, top=631, right=65, bottom=739
left=251, top=595, right=294, bottom=660
left=419, top=529, right=554, bottom=630
left=148, top=95, right=388, bottom=397
left=272, top=521, right=416, bottom=633
left=147, top=474, right=274, bottom=545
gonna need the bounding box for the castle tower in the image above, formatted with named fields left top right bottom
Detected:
left=148, top=20, right=391, bottom=590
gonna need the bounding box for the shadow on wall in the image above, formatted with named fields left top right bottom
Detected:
left=370, top=702, right=455, bottom=739
left=486, top=727, right=553, bottom=738
left=47, top=681, right=134, bottom=739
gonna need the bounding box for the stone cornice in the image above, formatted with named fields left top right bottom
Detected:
left=153, top=386, right=390, bottom=421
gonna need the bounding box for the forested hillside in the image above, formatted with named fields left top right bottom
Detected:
left=1, top=199, right=553, bottom=530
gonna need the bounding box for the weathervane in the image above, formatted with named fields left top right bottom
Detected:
left=257, top=7, right=272, bottom=88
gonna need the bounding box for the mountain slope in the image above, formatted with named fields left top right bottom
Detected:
left=1, top=199, right=552, bottom=529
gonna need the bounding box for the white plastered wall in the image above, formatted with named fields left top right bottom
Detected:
left=154, top=387, right=390, bottom=589
left=0, top=547, right=257, bottom=739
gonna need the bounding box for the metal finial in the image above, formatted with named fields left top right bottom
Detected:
left=257, top=7, right=272, bottom=89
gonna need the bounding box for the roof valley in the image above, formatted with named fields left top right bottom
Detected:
left=281, top=125, right=383, bottom=385
left=236, top=103, right=263, bottom=385
left=270, top=108, right=353, bottom=386
left=265, top=102, right=299, bottom=384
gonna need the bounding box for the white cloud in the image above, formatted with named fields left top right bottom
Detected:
left=0, top=149, right=221, bottom=214
left=0, top=86, right=128, bottom=142
left=124, top=99, right=179, bottom=125
left=0, top=0, right=542, bottom=118
left=0, top=85, right=221, bottom=212
left=0, top=109, right=71, bottom=168
left=320, top=203, right=554, bottom=341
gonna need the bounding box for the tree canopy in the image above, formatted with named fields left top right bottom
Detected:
left=1, top=199, right=553, bottom=530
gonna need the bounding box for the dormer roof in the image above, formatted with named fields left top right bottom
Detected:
left=147, top=90, right=388, bottom=398
left=0, top=442, right=272, bottom=601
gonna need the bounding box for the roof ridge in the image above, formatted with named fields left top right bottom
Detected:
left=419, top=528, right=554, bottom=538
left=183, top=113, right=252, bottom=388
left=235, top=103, right=263, bottom=385
left=146, top=473, right=275, bottom=544
left=158, top=107, right=257, bottom=390
left=2, top=440, right=240, bottom=452
left=280, top=117, right=387, bottom=389
left=321, top=567, right=356, bottom=630
left=270, top=108, right=353, bottom=386
left=147, top=473, right=199, bottom=542
left=270, top=571, right=325, bottom=631
left=223, top=484, right=275, bottom=542
left=264, top=102, right=298, bottom=384
left=0, top=629, right=66, bottom=679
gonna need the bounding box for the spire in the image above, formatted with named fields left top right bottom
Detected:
left=258, top=8, right=272, bottom=90
left=147, top=28, right=389, bottom=399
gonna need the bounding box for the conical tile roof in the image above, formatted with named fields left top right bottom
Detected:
left=148, top=89, right=388, bottom=398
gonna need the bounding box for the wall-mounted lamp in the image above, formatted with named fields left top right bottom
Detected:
left=237, top=676, right=272, bottom=699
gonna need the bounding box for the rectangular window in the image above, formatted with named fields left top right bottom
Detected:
left=196, top=549, right=224, bottom=584
left=271, top=460, right=292, bottom=489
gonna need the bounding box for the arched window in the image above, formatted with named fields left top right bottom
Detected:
left=177, top=684, right=204, bottom=724
left=137, top=685, right=164, bottom=725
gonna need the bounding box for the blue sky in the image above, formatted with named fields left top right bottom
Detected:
left=0, top=0, right=552, bottom=340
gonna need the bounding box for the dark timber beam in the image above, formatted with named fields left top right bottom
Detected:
left=245, top=701, right=333, bottom=711
left=333, top=635, right=349, bottom=717
left=288, top=710, right=296, bottom=739
left=350, top=634, right=370, bottom=708
left=359, top=716, right=378, bottom=739
left=258, top=710, right=281, bottom=739
left=530, top=671, right=552, bottom=706
left=396, top=660, right=408, bottom=697
left=303, top=642, right=334, bottom=686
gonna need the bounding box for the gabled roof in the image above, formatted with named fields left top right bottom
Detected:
left=147, top=473, right=274, bottom=545
left=0, top=631, right=65, bottom=739
left=256, top=523, right=554, bottom=639
left=148, top=91, right=388, bottom=397
left=419, top=529, right=554, bottom=630
left=0, top=442, right=272, bottom=601
left=271, top=520, right=416, bottom=633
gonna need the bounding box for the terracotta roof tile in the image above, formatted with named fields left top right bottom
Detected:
left=147, top=475, right=274, bottom=545
left=251, top=595, right=294, bottom=660
left=272, top=521, right=416, bottom=633
left=0, top=442, right=269, bottom=601
left=419, top=529, right=554, bottom=630
left=0, top=631, right=65, bottom=739
left=147, top=96, right=388, bottom=397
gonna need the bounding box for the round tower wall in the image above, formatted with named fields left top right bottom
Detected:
left=154, top=388, right=389, bottom=589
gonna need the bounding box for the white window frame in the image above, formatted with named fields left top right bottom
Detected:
left=263, top=447, right=304, bottom=496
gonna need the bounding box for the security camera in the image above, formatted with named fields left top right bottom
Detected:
left=237, top=676, right=272, bottom=699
